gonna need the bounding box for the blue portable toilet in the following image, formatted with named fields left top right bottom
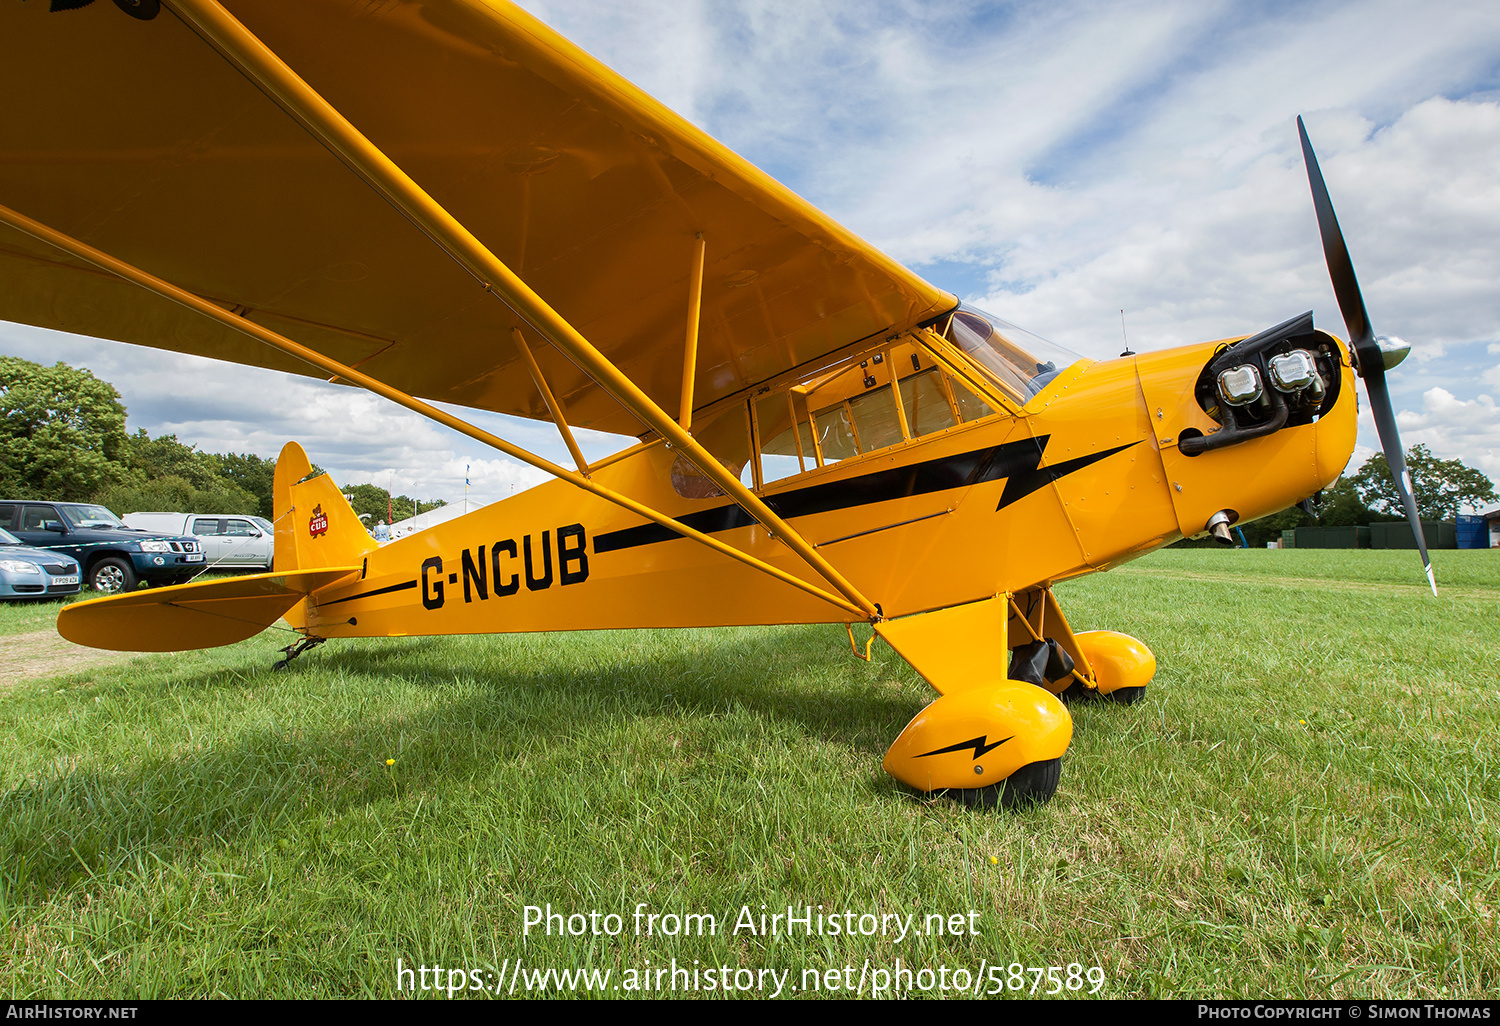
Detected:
left=1457, top=515, right=1486, bottom=550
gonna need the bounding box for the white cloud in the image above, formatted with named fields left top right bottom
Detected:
left=1395, top=387, right=1500, bottom=482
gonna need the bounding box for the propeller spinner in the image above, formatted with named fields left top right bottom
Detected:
left=1297, top=116, right=1436, bottom=596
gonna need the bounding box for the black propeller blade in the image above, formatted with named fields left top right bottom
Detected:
left=1297, top=116, right=1435, bottom=596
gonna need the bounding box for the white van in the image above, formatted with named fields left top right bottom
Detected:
left=123, top=512, right=275, bottom=570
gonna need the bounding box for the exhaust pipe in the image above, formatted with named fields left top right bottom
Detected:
left=1206, top=509, right=1237, bottom=546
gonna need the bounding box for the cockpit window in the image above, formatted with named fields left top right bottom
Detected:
left=666, top=319, right=1053, bottom=499
left=943, top=306, right=1082, bottom=401
left=749, top=338, right=997, bottom=488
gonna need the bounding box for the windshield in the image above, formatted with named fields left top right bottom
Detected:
left=59, top=504, right=127, bottom=529
left=0, top=528, right=20, bottom=546
left=944, top=306, right=1083, bottom=400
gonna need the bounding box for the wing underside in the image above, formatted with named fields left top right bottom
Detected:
left=0, top=0, right=953, bottom=435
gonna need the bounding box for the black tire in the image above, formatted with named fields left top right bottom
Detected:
left=1058, top=680, right=1095, bottom=703
left=1060, top=681, right=1147, bottom=705
left=949, top=758, right=1061, bottom=811
left=89, top=556, right=137, bottom=594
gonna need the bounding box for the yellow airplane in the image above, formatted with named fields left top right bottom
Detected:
left=0, top=0, right=1431, bottom=808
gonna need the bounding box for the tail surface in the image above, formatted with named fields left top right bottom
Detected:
left=58, top=567, right=362, bottom=651
left=58, top=442, right=370, bottom=652
left=273, top=441, right=378, bottom=573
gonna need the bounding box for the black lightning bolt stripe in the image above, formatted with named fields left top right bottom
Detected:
left=917, top=735, right=1013, bottom=759
left=593, top=436, right=1139, bottom=554
left=318, top=579, right=418, bottom=607
left=995, top=441, right=1139, bottom=511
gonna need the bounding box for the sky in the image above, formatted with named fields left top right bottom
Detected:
left=3, top=0, right=1499, bottom=509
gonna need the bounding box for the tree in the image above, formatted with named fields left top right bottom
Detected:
left=217, top=452, right=277, bottom=519
left=91, top=474, right=259, bottom=518
left=1308, top=475, right=1375, bottom=527
left=343, top=482, right=447, bottom=525
left=1352, top=446, right=1496, bottom=522
left=90, top=429, right=260, bottom=515
left=123, top=429, right=226, bottom=490
left=1208, top=474, right=1380, bottom=547
left=0, top=356, right=130, bottom=500
left=343, top=482, right=393, bottom=525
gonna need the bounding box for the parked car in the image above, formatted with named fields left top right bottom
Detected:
left=0, top=526, right=82, bottom=601
left=122, top=512, right=274, bottom=571
left=0, top=501, right=206, bottom=594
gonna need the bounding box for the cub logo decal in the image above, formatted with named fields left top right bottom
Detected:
left=309, top=503, right=329, bottom=538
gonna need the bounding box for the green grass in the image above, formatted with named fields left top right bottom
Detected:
left=0, top=594, right=85, bottom=637
left=1, top=550, right=1496, bottom=999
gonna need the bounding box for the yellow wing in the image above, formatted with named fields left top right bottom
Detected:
left=0, top=0, right=954, bottom=436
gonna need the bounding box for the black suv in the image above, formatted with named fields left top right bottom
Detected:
left=0, top=501, right=206, bottom=593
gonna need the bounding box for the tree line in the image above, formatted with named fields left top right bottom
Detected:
left=0, top=356, right=445, bottom=522
left=1230, top=445, right=1496, bottom=547
left=2, top=355, right=1490, bottom=539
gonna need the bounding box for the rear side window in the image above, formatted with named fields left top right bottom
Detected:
left=0, top=504, right=15, bottom=530
left=22, top=505, right=62, bottom=531
left=192, top=518, right=224, bottom=535
left=749, top=336, right=1000, bottom=488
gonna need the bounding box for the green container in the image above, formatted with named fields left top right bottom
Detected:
left=1293, top=526, right=1369, bottom=548
left=1370, top=521, right=1457, bottom=550
left=1279, top=526, right=1369, bottom=548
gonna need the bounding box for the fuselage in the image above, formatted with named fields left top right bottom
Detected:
left=290, top=327, right=1357, bottom=639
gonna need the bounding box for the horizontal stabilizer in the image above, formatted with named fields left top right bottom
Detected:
left=58, top=568, right=361, bottom=652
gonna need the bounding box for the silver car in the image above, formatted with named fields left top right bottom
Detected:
left=123, top=512, right=274, bottom=571
left=0, top=527, right=82, bottom=600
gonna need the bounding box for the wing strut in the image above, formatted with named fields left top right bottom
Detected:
left=680, top=233, right=707, bottom=429
left=165, top=0, right=880, bottom=622
left=0, top=202, right=868, bottom=621
left=510, top=327, right=589, bottom=478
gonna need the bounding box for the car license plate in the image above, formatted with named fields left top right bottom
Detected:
left=186, top=553, right=206, bottom=562
left=52, top=575, right=79, bottom=586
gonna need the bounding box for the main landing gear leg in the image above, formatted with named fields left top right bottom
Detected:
left=872, top=587, right=1156, bottom=810
left=1003, top=586, right=1157, bottom=706
left=273, top=635, right=326, bottom=671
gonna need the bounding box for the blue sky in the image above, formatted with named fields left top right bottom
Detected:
left=3, top=0, right=1498, bottom=505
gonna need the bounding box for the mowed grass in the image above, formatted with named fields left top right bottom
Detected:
left=1, top=549, right=1496, bottom=999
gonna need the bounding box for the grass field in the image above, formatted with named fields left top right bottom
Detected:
left=1, top=549, right=1496, bottom=999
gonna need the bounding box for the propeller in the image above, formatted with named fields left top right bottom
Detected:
left=1297, top=116, right=1436, bottom=596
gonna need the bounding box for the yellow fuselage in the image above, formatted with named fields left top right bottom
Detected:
left=291, top=334, right=1357, bottom=640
